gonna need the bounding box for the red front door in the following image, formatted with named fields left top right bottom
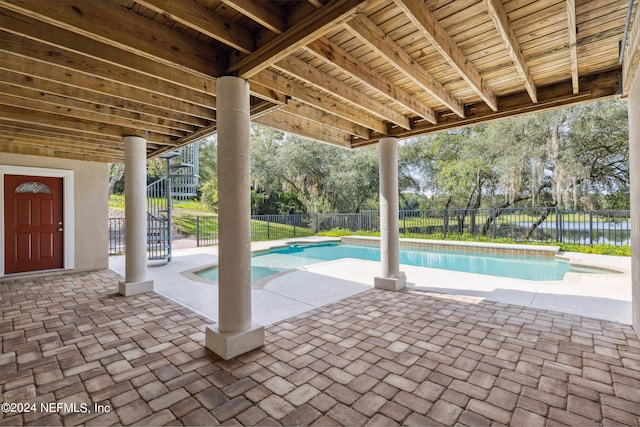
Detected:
left=4, top=174, right=64, bottom=274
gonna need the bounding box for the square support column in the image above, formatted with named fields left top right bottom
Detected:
left=375, top=137, right=406, bottom=291
left=629, top=68, right=640, bottom=334
left=205, top=76, right=264, bottom=359
left=119, top=135, right=154, bottom=296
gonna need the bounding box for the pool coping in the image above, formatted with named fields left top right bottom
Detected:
left=342, top=235, right=561, bottom=257
left=342, top=235, right=628, bottom=275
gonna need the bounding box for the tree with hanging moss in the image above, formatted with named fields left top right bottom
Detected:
left=399, top=98, right=629, bottom=211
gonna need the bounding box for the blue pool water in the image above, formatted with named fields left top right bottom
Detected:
left=197, top=241, right=584, bottom=283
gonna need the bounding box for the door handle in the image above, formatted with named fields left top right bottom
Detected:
left=58, top=228, right=64, bottom=232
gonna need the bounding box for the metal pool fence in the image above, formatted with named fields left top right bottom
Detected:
left=395, top=208, right=631, bottom=246
left=108, top=207, right=631, bottom=254
left=108, top=217, right=125, bottom=255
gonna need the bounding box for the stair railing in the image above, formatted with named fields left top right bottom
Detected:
left=147, top=176, right=170, bottom=261
left=145, top=143, right=199, bottom=261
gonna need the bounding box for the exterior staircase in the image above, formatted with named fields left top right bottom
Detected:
left=146, top=143, right=199, bottom=261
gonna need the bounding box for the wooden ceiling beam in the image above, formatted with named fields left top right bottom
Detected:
left=220, top=0, right=286, bottom=34
left=274, top=55, right=411, bottom=129
left=0, top=0, right=220, bottom=76
left=249, top=83, right=288, bottom=105
left=0, top=88, right=190, bottom=138
left=249, top=79, right=371, bottom=140
left=0, top=133, right=123, bottom=157
left=566, top=0, right=579, bottom=94
left=253, top=110, right=352, bottom=148
left=227, top=0, right=368, bottom=78
left=2, top=105, right=178, bottom=145
left=306, top=38, right=437, bottom=124
left=134, top=0, right=254, bottom=54
left=0, top=124, right=125, bottom=150
left=484, top=0, right=537, bottom=103
left=0, top=118, right=127, bottom=144
left=0, top=31, right=217, bottom=111
left=345, top=15, right=465, bottom=118
left=0, top=69, right=208, bottom=130
left=251, top=69, right=388, bottom=134
left=0, top=141, right=123, bottom=163
left=0, top=51, right=215, bottom=121
left=280, top=99, right=371, bottom=139
left=0, top=8, right=217, bottom=96
left=250, top=100, right=281, bottom=119
left=394, top=0, right=498, bottom=112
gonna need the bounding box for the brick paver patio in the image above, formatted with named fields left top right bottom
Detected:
left=1, top=269, right=639, bottom=426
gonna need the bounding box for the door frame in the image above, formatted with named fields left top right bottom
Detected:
left=1, top=165, right=75, bottom=277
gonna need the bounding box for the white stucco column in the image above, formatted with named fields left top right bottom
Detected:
left=374, top=137, right=406, bottom=291
left=629, top=68, right=640, bottom=333
left=206, top=76, right=264, bottom=359
left=119, top=135, right=154, bottom=296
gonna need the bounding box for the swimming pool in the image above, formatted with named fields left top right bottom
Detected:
left=196, top=241, right=595, bottom=283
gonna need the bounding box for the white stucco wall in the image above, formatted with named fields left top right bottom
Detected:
left=1, top=153, right=109, bottom=275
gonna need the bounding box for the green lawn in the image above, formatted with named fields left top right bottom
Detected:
left=174, top=215, right=314, bottom=241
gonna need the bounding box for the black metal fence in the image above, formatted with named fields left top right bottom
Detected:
left=109, top=207, right=631, bottom=254
left=108, top=216, right=172, bottom=257
left=195, top=216, right=218, bottom=247
left=190, top=208, right=630, bottom=247
left=108, top=217, right=125, bottom=255
left=395, top=208, right=631, bottom=245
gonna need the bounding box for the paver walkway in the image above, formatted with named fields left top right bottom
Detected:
left=1, top=269, right=639, bottom=426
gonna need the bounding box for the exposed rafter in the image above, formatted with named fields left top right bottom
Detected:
left=274, top=56, right=411, bottom=129
left=0, top=123, right=125, bottom=150
left=566, top=0, right=579, bottom=94
left=0, top=8, right=218, bottom=96
left=484, top=0, right=538, bottom=103
left=227, top=0, right=367, bottom=78
left=0, top=32, right=217, bottom=111
left=0, top=130, right=123, bottom=156
left=0, top=0, right=220, bottom=76
left=0, top=51, right=215, bottom=121
left=306, top=38, right=437, bottom=124
left=394, top=0, right=498, bottom=111
left=253, top=109, right=353, bottom=148
left=280, top=99, right=371, bottom=139
left=251, top=69, right=389, bottom=134
left=0, top=141, right=124, bottom=163
left=0, top=87, right=190, bottom=137
left=345, top=15, right=465, bottom=118
left=0, top=69, right=209, bottom=130
left=135, top=0, right=254, bottom=53
left=2, top=105, right=177, bottom=145
left=219, top=0, right=286, bottom=34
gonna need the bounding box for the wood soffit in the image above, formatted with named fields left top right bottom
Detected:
left=0, top=0, right=638, bottom=162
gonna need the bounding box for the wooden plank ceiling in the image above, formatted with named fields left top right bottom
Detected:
left=0, top=0, right=638, bottom=163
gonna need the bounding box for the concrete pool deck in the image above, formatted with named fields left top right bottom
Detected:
left=109, top=237, right=632, bottom=326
